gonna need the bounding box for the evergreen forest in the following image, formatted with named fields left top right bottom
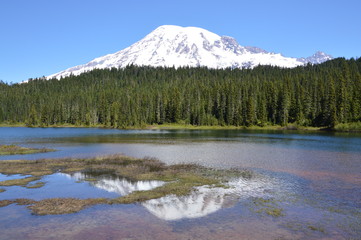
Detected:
left=0, top=57, right=360, bottom=129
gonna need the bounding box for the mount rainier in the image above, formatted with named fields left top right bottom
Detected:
left=48, top=25, right=333, bottom=79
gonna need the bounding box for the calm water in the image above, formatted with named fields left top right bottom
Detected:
left=0, top=127, right=360, bottom=239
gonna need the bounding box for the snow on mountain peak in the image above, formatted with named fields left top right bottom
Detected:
left=47, top=25, right=333, bottom=79
left=297, top=51, right=333, bottom=65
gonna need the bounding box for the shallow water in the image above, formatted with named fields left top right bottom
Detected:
left=0, top=172, right=164, bottom=201
left=0, top=127, right=360, bottom=239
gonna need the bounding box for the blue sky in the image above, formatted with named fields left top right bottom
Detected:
left=1, top=0, right=360, bottom=83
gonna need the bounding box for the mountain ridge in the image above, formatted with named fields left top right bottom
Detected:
left=48, top=25, right=333, bottom=79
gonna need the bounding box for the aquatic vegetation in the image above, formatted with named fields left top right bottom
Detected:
left=0, top=198, right=36, bottom=208
left=282, top=221, right=327, bottom=236
left=0, top=144, right=54, bottom=156
left=0, top=200, right=13, bottom=207
left=0, top=176, right=40, bottom=187
left=109, top=175, right=218, bottom=205
left=251, top=197, right=285, bottom=217
left=308, top=225, right=325, bottom=233
left=13, top=198, right=37, bottom=205
left=82, top=178, right=98, bottom=182
left=0, top=188, right=5, bottom=193
left=25, top=181, right=46, bottom=189
left=0, top=155, right=249, bottom=215
left=28, top=198, right=107, bottom=215
left=327, top=206, right=343, bottom=213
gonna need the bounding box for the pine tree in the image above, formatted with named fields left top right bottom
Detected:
left=26, top=105, right=39, bottom=127
left=326, top=77, right=337, bottom=128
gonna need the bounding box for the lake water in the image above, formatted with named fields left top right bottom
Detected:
left=0, top=127, right=360, bottom=239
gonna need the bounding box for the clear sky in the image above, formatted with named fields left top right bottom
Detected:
left=1, top=0, right=360, bottom=83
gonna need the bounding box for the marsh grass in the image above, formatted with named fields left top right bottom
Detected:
left=0, top=198, right=36, bottom=208
left=83, top=178, right=98, bottom=182
left=26, top=181, right=46, bottom=189
left=28, top=198, right=107, bottom=215
left=0, top=154, right=251, bottom=215
left=282, top=221, right=326, bottom=235
left=0, top=188, right=5, bottom=193
left=308, top=225, right=325, bottom=233
left=0, top=176, right=40, bottom=187
left=0, top=144, right=54, bottom=156
left=14, top=198, right=37, bottom=205
left=0, top=200, right=14, bottom=207
left=252, top=197, right=285, bottom=217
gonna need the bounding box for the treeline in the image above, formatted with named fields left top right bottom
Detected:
left=0, top=57, right=360, bottom=128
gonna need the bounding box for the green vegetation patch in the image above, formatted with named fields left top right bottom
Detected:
left=2, top=58, right=361, bottom=129
left=0, top=144, right=54, bottom=156
left=0, top=155, right=249, bottom=215
left=146, top=123, right=323, bottom=132
left=110, top=173, right=220, bottom=204
left=0, top=188, right=5, bottom=193
left=0, top=197, right=106, bottom=215
left=28, top=198, right=107, bottom=215
left=0, top=198, right=36, bottom=208
left=26, top=181, right=46, bottom=189
left=251, top=197, right=285, bottom=217
left=0, top=176, right=40, bottom=187
left=282, top=221, right=327, bottom=235
left=308, top=225, right=325, bottom=233
left=334, top=122, right=361, bottom=132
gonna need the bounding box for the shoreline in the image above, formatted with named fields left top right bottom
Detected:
left=1, top=122, right=360, bottom=132
left=0, top=123, right=323, bottom=131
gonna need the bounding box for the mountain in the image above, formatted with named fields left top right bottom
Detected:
left=297, top=51, right=334, bottom=64
left=48, top=25, right=333, bottom=79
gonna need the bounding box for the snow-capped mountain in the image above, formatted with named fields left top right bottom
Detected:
left=48, top=25, right=333, bottom=79
left=297, top=51, right=333, bottom=64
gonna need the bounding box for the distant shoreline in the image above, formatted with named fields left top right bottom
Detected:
left=0, top=122, right=325, bottom=131
left=1, top=122, right=360, bottom=132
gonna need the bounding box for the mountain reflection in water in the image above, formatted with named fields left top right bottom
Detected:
left=63, top=172, right=165, bottom=195
left=143, top=187, right=232, bottom=220
left=64, top=172, right=275, bottom=221
left=143, top=177, right=275, bottom=220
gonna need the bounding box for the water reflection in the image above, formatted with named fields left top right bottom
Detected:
left=142, top=177, right=275, bottom=220
left=1, top=127, right=360, bottom=238
left=143, top=187, right=229, bottom=220
left=64, top=172, right=165, bottom=196
left=0, top=173, right=32, bottom=181
left=63, top=171, right=276, bottom=221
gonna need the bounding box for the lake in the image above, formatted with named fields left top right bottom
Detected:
left=0, top=127, right=360, bottom=239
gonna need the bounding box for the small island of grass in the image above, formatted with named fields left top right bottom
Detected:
left=0, top=145, right=54, bottom=156
left=0, top=155, right=251, bottom=215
